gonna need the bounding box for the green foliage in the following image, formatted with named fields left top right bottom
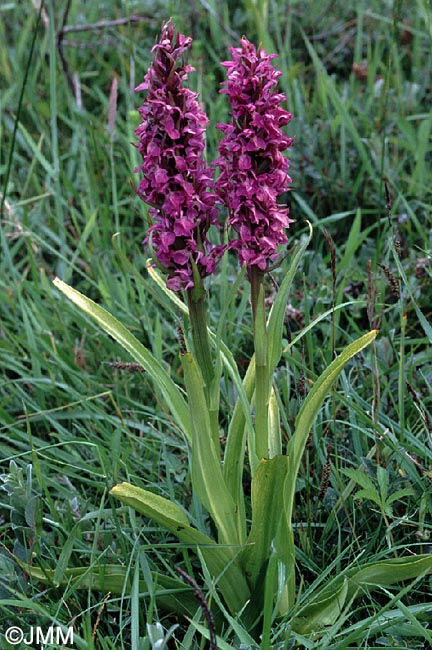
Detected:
left=343, top=465, right=415, bottom=519
left=1, top=0, right=431, bottom=647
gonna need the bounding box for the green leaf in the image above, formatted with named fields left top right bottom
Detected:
left=268, top=387, right=282, bottom=457
left=26, top=563, right=198, bottom=617
left=146, top=262, right=255, bottom=449
left=267, top=222, right=312, bottom=376
left=53, top=277, right=191, bottom=443
left=185, top=622, right=229, bottom=650
left=284, top=301, right=364, bottom=353
left=111, top=482, right=190, bottom=529
left=353, top=488, right=381, bottom=506
left=341, top=467, right=377, bottom=494
left=286, top=330, right=378, bottom=524
left=208, top=266, right=248, bottom=437
left=146, top=261, right=255, bottom=542
left=376, top=465, right=389, bottom=503
left=392, top=249, right=432, bottom=343
left=385, top=486, right=415, bottom=505
left=110, top=482, right=250, bottom=613
left=253, top=280, right=269, bottom=462
left=181, top=352, right=240, bottom=547
left=241, top=456, right=294, bottom=613
left=339, top=209, right=363, bottom=272
left=291, top=578, right=349, bottom=634
left=301, top=31, right=375, bottom=180
left=223, top=354, right=256, bottom=545
left=345, top=554, right=432, bottom=599
left=292, top=554, right=432, bottom=634
left=145, top=259, right=188, bottom=313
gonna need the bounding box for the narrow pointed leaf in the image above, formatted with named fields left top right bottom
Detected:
left=241, top=456, right=294, bottom=611
left=53, top=278, right=191, bottom=442
left=385, top=487, right=415, bottom=505
left=26, top=563, right=198, bottom=617
left=181, top=352, right=240, bottom=547
left=292, top=554, right=432, bottom=634
left=267, top=222, right=312, bottom=375
left=345, top=554, right=432, bottom=599
left=286, top=330, right=378, bottom=522
left=392, top=249, right=432, bottom=343
left=291, top=578, right=349, bottom=633
left=110, top=482, right=250, bottom=613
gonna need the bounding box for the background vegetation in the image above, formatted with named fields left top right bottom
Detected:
left=1, top=0, right=431, bottom=647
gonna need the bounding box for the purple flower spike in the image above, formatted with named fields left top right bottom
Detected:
left=215, top=37, right=293, bottom=272
left=135, top=20, right=223, bottom=291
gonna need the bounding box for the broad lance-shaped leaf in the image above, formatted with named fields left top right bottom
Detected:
left=345, top=554, right=432, bottom=597
left=291, top=578, right=349, bottom=634
left=147, top=260, right=255, bottom=542
left=241, top=456, right=295, bottom=620
left=253, top=280, right=269, bottom=464
left=53, top=278, right=191, bottom=443
left=146, top=262, right=255, bottom=456
left=292, top=554, right=432, bottom=634
left=223, top=354, right=256, bottom=546
left=25, top=564, right=198, bottom=617
left=110, top=482, right=250, bottom=613
left=181, top=352, right=241, bottom=548
left=286, top=330, right=378, bottom=524
left=268, top=386, right=282, bottom=457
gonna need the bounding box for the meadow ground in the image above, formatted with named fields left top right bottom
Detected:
left=0, top=1, right=431, bottom=647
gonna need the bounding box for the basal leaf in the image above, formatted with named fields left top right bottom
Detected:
left=291, top=578, right=349, bottom=634
left=27, top=563, right=198, bottom=617
left=292, top=554, right=432, bottom=634
left=53, top=278, right=191, bottom=443
left=286, top=331, right=378, bottom=526
left=110, top=482, right=250, bottom=613
left=346, top=554, right=432, bottom=599
left=241, top=456, right=294, bottom=616
left=181, top=352, right=240, bottom=547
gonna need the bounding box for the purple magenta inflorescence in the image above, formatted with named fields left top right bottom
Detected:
left=215, top=37, right=293, bottom=272
left=134, top=20, right=223, bottom=292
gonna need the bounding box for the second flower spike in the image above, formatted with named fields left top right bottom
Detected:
left=215, top=37, right=293, bottom=274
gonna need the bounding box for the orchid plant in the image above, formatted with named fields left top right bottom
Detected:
left=52, top=20, right=432, bottom=641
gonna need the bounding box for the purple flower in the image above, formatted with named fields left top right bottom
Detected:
left=215, top=37, right=293, bottom=272
left=134, top=20, right=223, bottom=291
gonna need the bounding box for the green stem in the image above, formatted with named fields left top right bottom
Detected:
left=187, top=291, right=219, bottom=446
left=187, top=291, right=213, bottom=387
left=250, top=268, right=269, bottom=460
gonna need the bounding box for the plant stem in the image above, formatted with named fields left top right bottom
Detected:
left=187, top=291, right=213, bottom=386
left=187, top=291, right=219, bottom=446
left=250, top=268, right=269, bottom=460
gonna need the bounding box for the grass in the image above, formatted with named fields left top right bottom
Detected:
left=1, top=0, right=431, bottom=647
